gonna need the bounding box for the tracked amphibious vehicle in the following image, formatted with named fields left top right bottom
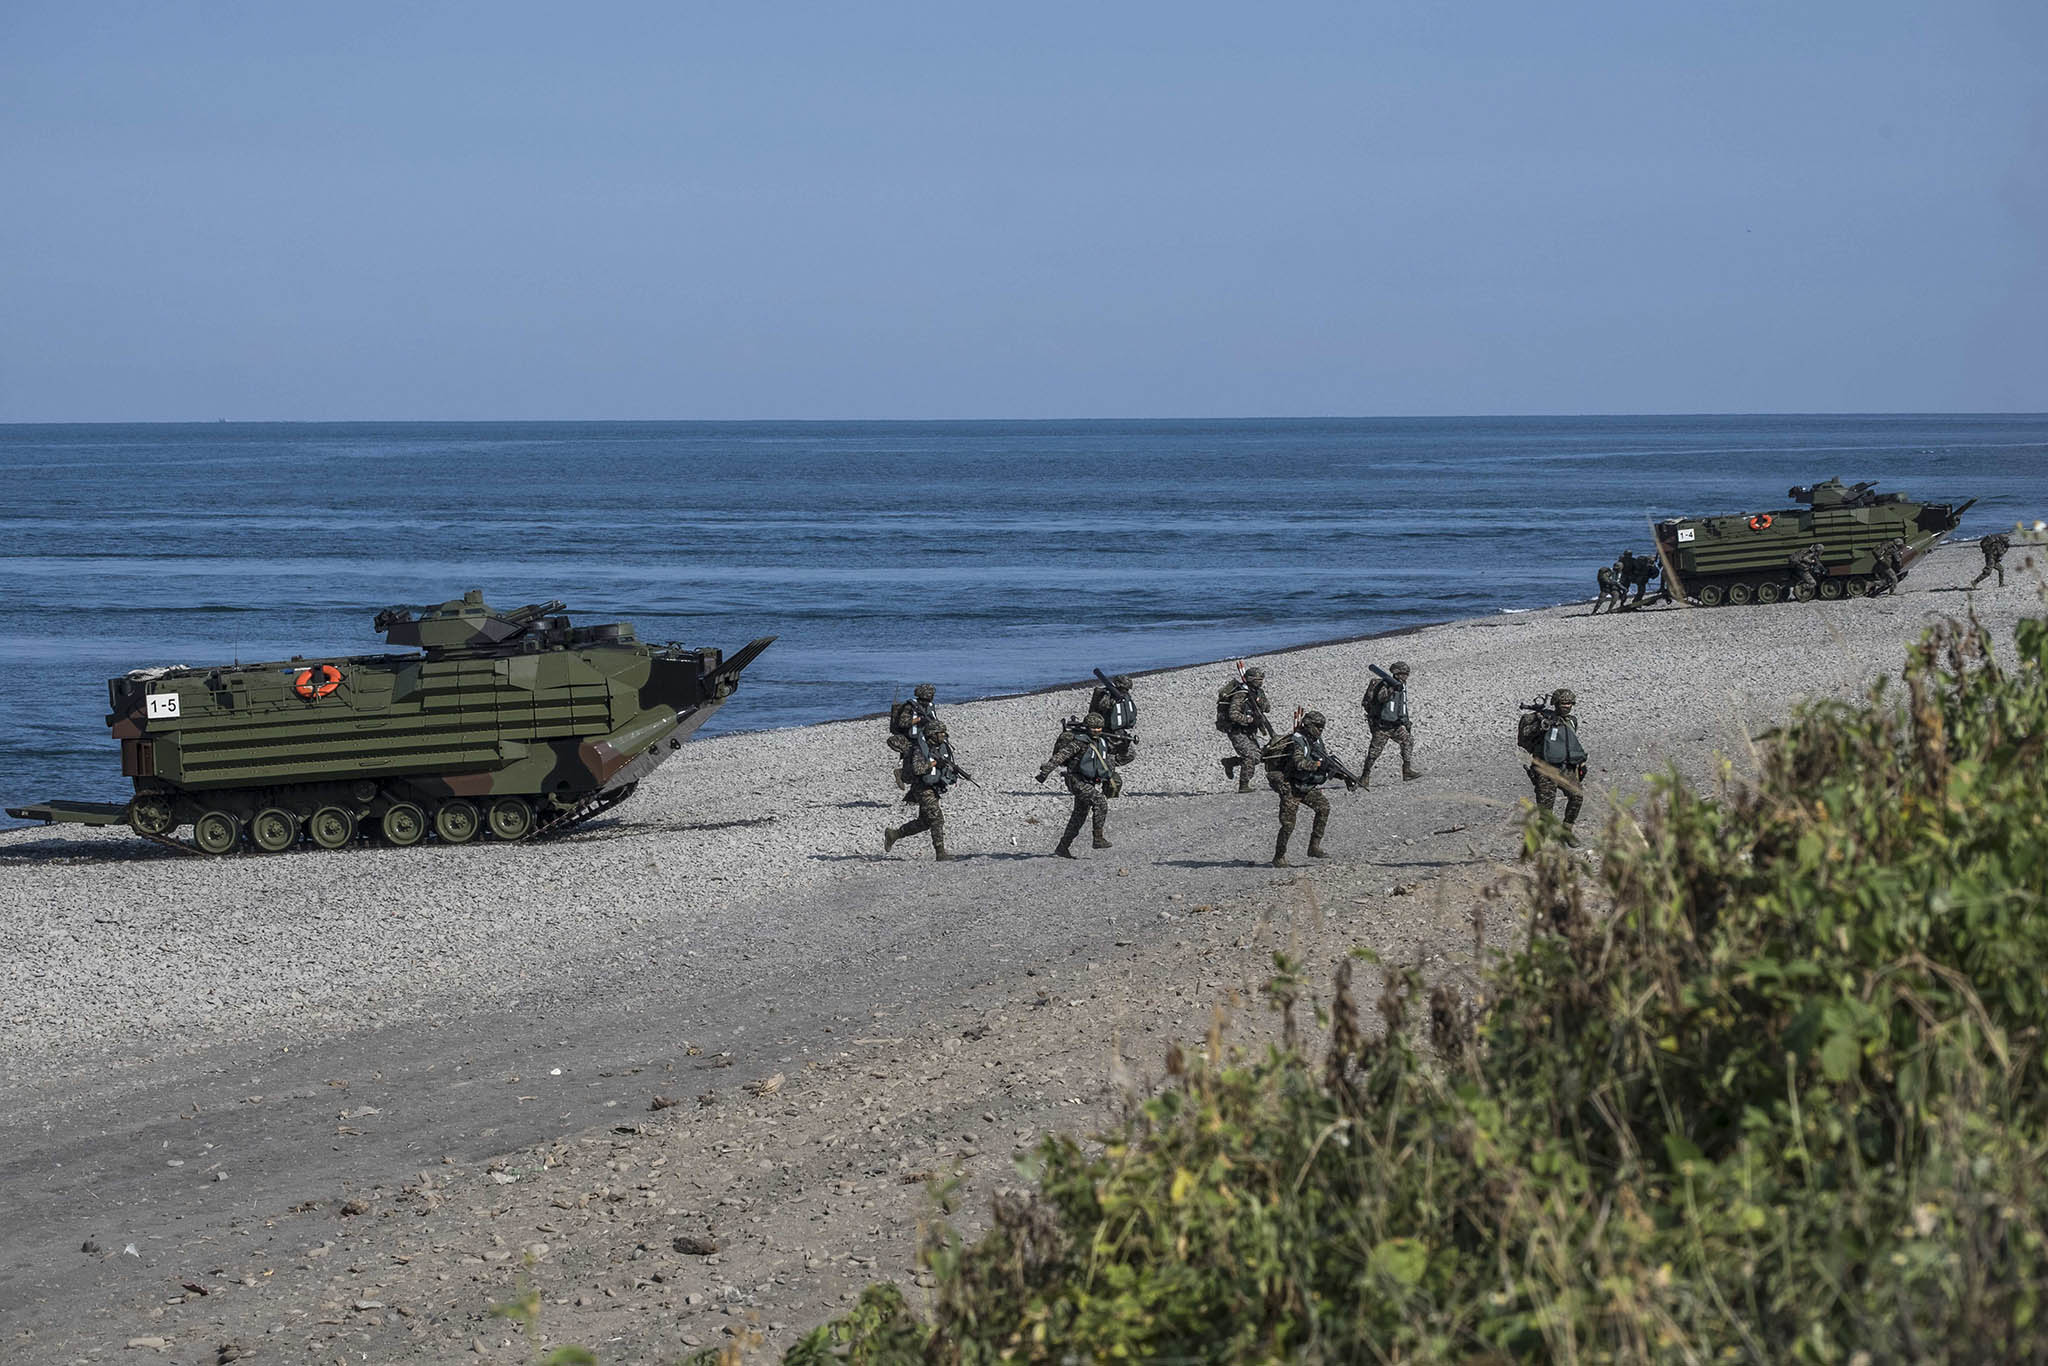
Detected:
left=1653, top=478, right=1974, bottom=606
left=7, top=592, right=773, bottom=854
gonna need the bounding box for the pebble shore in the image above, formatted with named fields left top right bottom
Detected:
left=2, top=542, right=2038, bottom=1088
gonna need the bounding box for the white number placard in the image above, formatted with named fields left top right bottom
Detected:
left=1676, top=527, right=1696, bottom=543
left=147, top=692, right=181, bottom=719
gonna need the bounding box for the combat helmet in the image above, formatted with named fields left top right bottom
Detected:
left=1110, top=674, right=1133, bottom=690
left=925, top=719, right=948, bottom=739
left=1243, top=666, right=1266, bottom=684
left=914, top=683, right=936, bottom=703
left=1301, top=709, right=1327, bottom=731
left=1549, top=689, right=1576, bottom=710
left=1390, top=661, right=1411, bottom=678
left=1082, top=711, right=1105, bottom=730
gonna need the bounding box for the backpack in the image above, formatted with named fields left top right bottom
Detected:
left=1215, top=679, right=1242, bottom=733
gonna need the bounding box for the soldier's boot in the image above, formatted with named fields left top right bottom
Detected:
left=1306, top=841, right=1330, bottom=858
left=1358, top=760, right=1373, bottom=791
left=1092, top=832, right=1112, bottom=849
left=932, top=833, right=952, bottom=862
left=1402, top=767, right=1423, bottom=781
left=1057, top=809, right=1088, bottom=858
left=883, top=825, right=900, bottom=852
left=1238, top=770, right=1254, bottom=793
left=1271, top=829, right=1292, bottom=868
left=1220, top=756, right=1239, bottom=778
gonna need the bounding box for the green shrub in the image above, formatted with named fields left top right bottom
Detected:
left=782, top=609, right=2048, bottom=1364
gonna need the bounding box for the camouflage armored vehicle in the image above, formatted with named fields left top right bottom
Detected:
left=1652, top=478, right=1974, bottom=606
left=7, top=591, right=773, bottom=854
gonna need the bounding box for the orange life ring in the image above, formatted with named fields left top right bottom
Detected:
left=1748, top=514, right=1773, bottom=530
left=294, top=664, right=342, bottom=700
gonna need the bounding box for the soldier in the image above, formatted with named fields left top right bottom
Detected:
left=1036, top=711, right=1119, bottom=857
left=1269, top=710, right=1358, bottom=866
left=885, top=684, right=938, bottom=789
left=883, top=718, right=968, bottom=861
left=1216, top=666, right=1274, bottom=792
left=1787, top=543, right=1828, bottom=598
left=1618, top=550, right=1659, bottom=610
left=1870, top=538, right=1908, bottom=596
left=1516, top=689, right=1587, bottom=839
left=1089, top=671, right=1139, bottom=765
left=1360, top=661, right=1421, bottom=788
left=1970, top=533, right=2012, bottom=589
left=1593, top=561, right=1625, bottom=615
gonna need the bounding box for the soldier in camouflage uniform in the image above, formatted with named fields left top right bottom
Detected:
left=1269, top=710, right=1358, bottom=866
left=1787, top=543, right=1828, bottom=597
left=1037, top=712, right=1119, bottom=857
left=1089, top=673, right=1139, bottom=765
left=1618, top=550, right=1659, bottom=610
left=1517, top=689, right=1587, bottom=839
left=1971, top=533, right=2012, bottom=589
left=1593, top=561, right=1625, bottom=614
left=1360, top=661, right=1421, bottom=788
left=884, top=718, right=967, bottom=861
left=885, top=684, right=938, bottom=789
left=1871, top=538, right=1907, bottom=596
left=1217, top=666, right=1274, bottom=793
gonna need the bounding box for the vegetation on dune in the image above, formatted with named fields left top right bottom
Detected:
left=769, top=606, right=2048, bottom=1365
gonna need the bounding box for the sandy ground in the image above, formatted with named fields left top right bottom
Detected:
left=0, top=541, right=2039, bottom=1364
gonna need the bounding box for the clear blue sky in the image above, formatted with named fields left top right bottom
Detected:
left=3, top=1, right=2042, bottom=420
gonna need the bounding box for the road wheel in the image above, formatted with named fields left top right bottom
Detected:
left=381, top=801, right=426, bottom=847
left=487, top=797, right=534, bottom=840
left=128, top=796, right=175, bottom=836
left=434, top=799, right=480, bottom=845
left=1818, top=579, right=1845, bottom=600
left=1696, top=584, right=1724, bottom=607
left=250, top=807, right=300, bottom=853
left=1727, top=582, right=1754, bottom=606
left=193, top=810, right=241, bottom=855
left=308, top=805, right=357, bottom=850
left=1757, top=582, right=1783, bottom=604
left=1846, top=577, right=1869, bottom=597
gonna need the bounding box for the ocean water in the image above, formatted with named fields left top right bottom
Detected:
left=3, top=415, right=2044, bottom=824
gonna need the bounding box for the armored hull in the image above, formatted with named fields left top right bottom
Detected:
left=8, top=592, right=773, bottom=854
left=1653, top=478, right=1973, bottom=606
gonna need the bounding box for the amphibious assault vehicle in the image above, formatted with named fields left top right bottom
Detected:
left=7, top=592, right=774, bottom=855
left=1653, top=478, right=1974, bottom=606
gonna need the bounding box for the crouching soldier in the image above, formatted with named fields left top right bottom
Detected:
left=1787, top=543, right=1828, bottom=598
left=1971, top=533, right=2011, bottom=589
left=1593, top=561, right=1625, bottom=614
left=1037, top=711, right=1120, bottom=858
left=1516, top=689, right=1587, bottom=840
left=884, top=719, right=968, bottom=861
left=1269, top=710, right=1358, bottom=867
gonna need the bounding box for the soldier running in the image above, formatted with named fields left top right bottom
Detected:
left=1971, top=533, right=2012, bottom=589
left=885, top=684, right=938, bottom=789
left=1269, top=710, right=1358, bottom=866
left=1593, top=561, right=1625, bottom=614
left=1089, top=671, right=1139, bottom=766
left=1037, top=711, right=1120, bottom=857
left=1360, top=661, right=1421, bottom=788
left=1217, top=665, right=1274, bottom=792
left=883, top=718, right=968, bottom=861
left=1517, top=689, right=1587, bottom=840
left=1787, top=543, right=1828, bottom=598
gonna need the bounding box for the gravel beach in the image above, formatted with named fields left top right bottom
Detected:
left=1, top=540, right=2039, bottom=1361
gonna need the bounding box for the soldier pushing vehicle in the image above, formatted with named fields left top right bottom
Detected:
left=1517, top=689, right=1588, bottom=841
left=1265, top=710, right=1358, bottom=866
left=1592, top=561, right=1626, bottom=615
left=884, top=718, right=970, bottom=861
left=1037, top=711, right=1121, bottom=857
